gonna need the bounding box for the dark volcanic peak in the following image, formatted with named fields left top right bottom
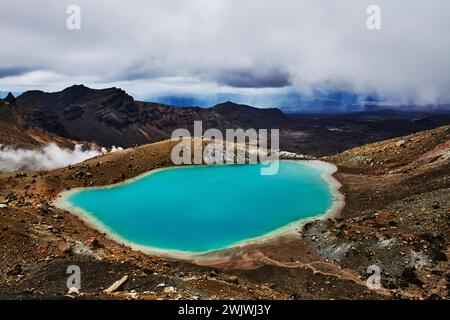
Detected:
left=17, top=85, right=135, bottom=111
left=61, top=84, right=91, bottom=97
left=214, top=100, right=246, bottom=107
left=13, top=85, right=141, bottom=144
left=1, top=92, right=16, bottom=106
left=5, top=92, right=15, bottom=101
left=212, top=101, right=285, bottom=118
left=214, top=100, right=262, bottom=110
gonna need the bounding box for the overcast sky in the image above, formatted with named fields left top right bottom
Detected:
left=1, top=0, right=450, bottom=105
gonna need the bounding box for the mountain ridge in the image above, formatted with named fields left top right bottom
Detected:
left=0, top=93, right=77, bottom=148
left=1, top=85, right=450, bottom=156
left=15, top=85, right=287, bottom=148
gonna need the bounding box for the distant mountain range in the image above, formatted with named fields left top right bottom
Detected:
left=145, top=90, right=450, bottom=114
left=145, top=90, right=385, bottom=114
left=2, top=85, right=450, bottom=156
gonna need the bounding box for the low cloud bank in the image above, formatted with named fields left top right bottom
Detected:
left=0, top=143, right=123, bottom=172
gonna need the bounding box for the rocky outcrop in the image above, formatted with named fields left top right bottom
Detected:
left=0, top=92, right=16, bottom=106
left=0, top=93, right=76, bottom=148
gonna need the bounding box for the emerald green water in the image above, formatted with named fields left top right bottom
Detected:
left=64, top=161, right=335, bottom=253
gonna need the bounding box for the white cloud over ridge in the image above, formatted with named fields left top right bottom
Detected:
left=0, top=0, right=450, bottom=105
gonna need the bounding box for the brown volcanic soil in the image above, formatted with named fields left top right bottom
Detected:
left=0, top=127, right=449, bottom=300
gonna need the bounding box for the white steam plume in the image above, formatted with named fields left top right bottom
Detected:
left=0, top=143, right=123, bottom=172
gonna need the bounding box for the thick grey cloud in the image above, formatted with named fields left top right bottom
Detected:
left=0, top=67, right=34, bottom=78
left=214, top=68, right=290, bottom=88
left=0, top=0, right=449, bottom=104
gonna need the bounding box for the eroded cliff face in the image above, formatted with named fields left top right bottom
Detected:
left=0, top=93, right=77, bottom=149
left=14, top=85, right=287, bottom=149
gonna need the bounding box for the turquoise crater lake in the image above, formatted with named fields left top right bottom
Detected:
left=56, top=161, right=342, bottom=254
